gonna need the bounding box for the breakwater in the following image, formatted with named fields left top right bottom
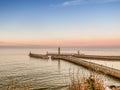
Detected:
left=29, top=53, right=49, bottom=59
left=73, top=54, right=120, bottom=61
left=48, top=52, right=120, bottom=61
left=52, top=55, right=120, bottom=79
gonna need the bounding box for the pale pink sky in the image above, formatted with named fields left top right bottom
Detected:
left=0, top=38, right=120, bottom=47
left=0, top=0, right=120, bottom=47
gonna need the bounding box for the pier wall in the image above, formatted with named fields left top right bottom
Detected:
left=73, top=54, right=120, bottom=61
left=52, top=55, right=120, bottom=79
left=29, top=53, right=49, bottom=59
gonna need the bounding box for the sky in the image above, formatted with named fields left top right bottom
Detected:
left=0, top=0, right=120, bottom=47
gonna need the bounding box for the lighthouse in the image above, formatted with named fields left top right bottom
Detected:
left=58, top=47, right=60, bottom=55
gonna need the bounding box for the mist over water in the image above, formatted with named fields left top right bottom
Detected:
left=0, top=47, right=120, bottom=90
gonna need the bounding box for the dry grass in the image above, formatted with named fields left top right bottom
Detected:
left=7, top=74, right=119, bottom=90
left=69, top=75, right=105, bottom=90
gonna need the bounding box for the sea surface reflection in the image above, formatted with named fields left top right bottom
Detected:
left=0, top=47, right=120, bottom=90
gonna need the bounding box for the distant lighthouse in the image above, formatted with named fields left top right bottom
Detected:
left=58, top=47, right=60, bottom=55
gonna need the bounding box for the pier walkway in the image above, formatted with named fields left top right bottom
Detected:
left=73, top=54, right=120, bottom=61
left=48, top=53, right=120, bottom=61
left=52, top=55, right=120, bottom=79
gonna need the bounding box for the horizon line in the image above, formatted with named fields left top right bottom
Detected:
left=0, top=45, right=120, bottom=48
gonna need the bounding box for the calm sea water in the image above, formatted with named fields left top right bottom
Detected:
left=0, top=47, right=120, bottom=90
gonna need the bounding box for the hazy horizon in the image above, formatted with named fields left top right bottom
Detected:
left=0, top=45, right=120, bottom=49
